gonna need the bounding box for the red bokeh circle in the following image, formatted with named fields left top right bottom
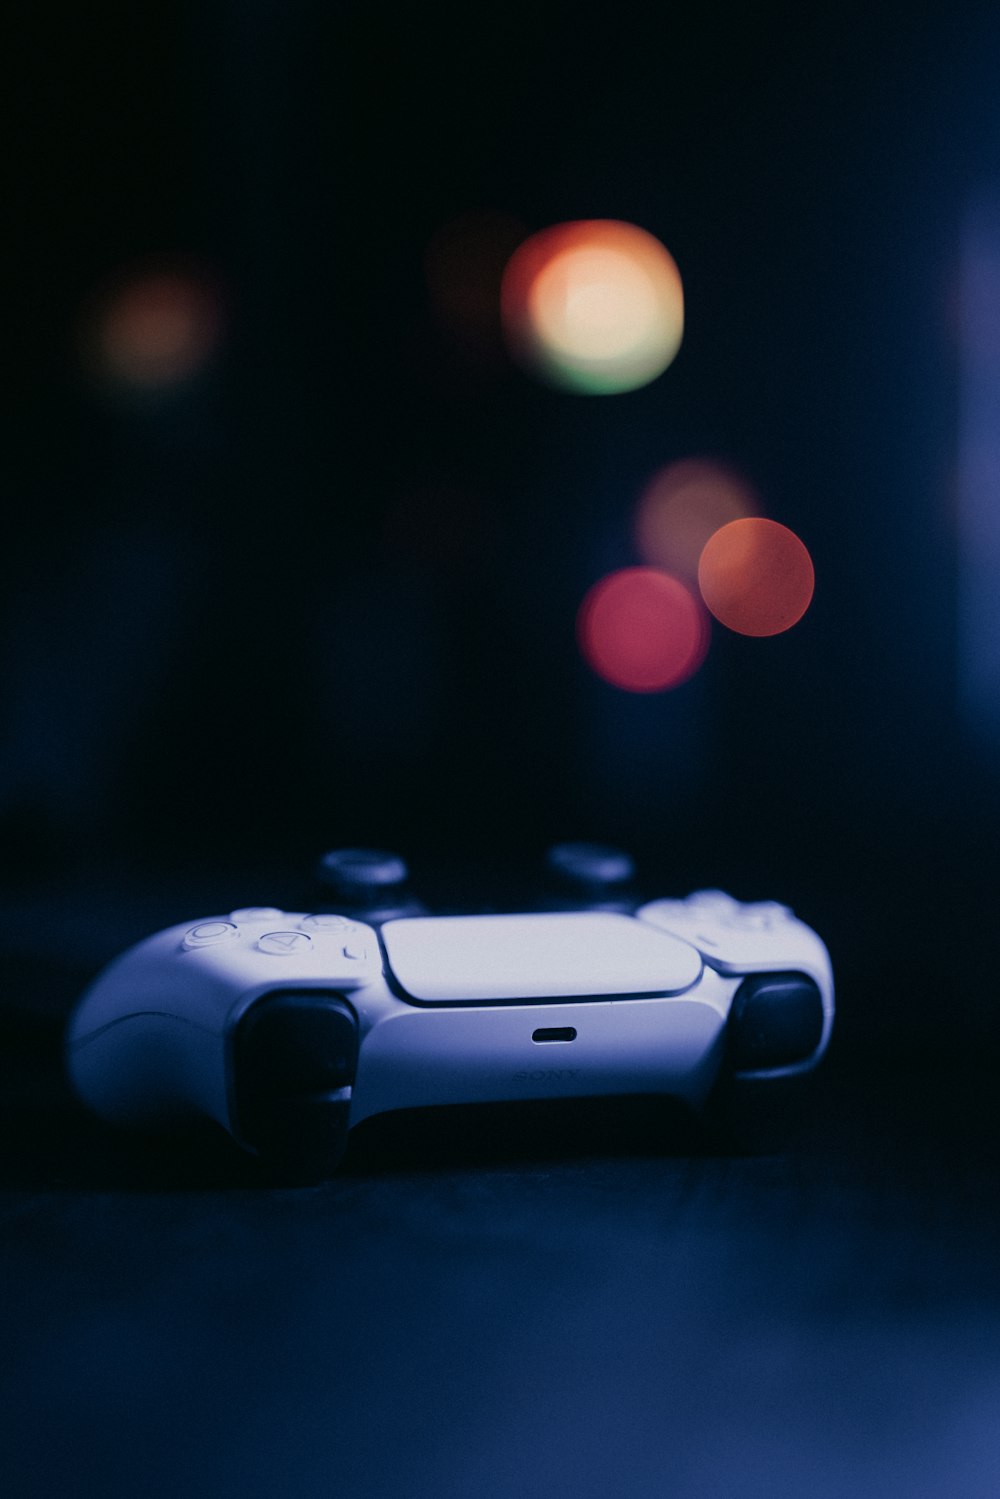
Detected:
left=577, top=567, right=710, bottom=692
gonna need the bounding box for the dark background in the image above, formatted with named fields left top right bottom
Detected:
left=4, top=4, right=1000, bottom=1495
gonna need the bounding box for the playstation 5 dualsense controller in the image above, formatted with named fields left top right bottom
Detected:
left=66, top=848, right=833, bottom=1177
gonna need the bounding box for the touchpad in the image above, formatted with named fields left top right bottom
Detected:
left=380, top=912, right=703, bottom=1004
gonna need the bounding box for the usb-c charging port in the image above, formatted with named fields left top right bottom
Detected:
left=532, top=1027, right=577, bottom=1043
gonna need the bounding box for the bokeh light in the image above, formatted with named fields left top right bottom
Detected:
left=501, top=220, right=684, bottom=394
left=697, top=518, right=815, bottom=637
left=83, top=263, right=223, bottom=391
left=634, top=458, right=758, bottom=579
left=577, top=567, right=709, bottom=692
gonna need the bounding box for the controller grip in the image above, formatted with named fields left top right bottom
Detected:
left=727, top=972, right=824, bottom=1071
left=707, top=971, right=826, bottom=1152
left=231, top=991, right=359, bottom=1182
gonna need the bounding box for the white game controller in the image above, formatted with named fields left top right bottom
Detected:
left=66, top=856, right=833, bottom=1177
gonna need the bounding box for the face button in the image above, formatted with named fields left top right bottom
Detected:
left=298, top=913, right=355, bottom=934
left=258, top=931, right=314, bottom=956
left=687, top=890, right=737, bottom=911
left=230, top=907, right=284, bottom=924
left=726, top=901, right=792, bottom=931
left=183, top=921, right=239, bottom=950
left=343, top=942, right=367, bottom=961
left=745, top=901, right=792, bottom=922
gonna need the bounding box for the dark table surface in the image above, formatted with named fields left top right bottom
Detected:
left=3, top=854, right=999, bottom=1499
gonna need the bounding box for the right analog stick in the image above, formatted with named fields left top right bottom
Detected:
left=315, top=848, right=410, bottom=903
left=544, top=842, right=636, bottom=894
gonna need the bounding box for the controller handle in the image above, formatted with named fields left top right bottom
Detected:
left=232, top=990, right=359, bottom=1180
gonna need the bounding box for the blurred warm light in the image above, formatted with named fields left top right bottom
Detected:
left=634, top=458, right=758, bottom=579
left=85, top=264, right=222, bottom=390
left=697, top=518, right=814, bottom=637
left=501, top=220, right=683, bottom=393
left=577, top=566, right=709, bottom=692
left=425, top=210, right=527, bottom=359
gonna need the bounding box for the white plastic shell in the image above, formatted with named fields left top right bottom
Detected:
left=66, top=897, right=834, bottom=1141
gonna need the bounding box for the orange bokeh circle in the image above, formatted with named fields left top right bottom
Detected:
left=102, top=275, right=219, bottom=386
left=697, top=518, right=814, bottom=637
left=577, top=567, right=709, bottom=692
